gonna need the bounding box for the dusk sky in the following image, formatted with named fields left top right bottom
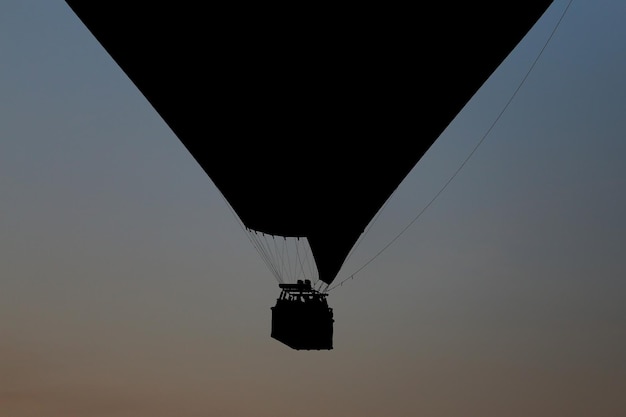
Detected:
left=2, top=1, right=626, bottom=416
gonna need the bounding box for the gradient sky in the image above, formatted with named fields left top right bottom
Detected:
left=2, top=1, right=626, bottom=416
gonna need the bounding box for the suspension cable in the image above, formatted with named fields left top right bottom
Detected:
left=328, top=0, right=573, bottom=292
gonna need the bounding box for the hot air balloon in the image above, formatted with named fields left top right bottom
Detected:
left=64, top=2, right=554, bottom=350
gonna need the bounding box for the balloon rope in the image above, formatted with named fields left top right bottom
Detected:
left=217, top=198, right=283, bottom=283
left=328, top=0, right=573, bottom=292
left=222, top=199, right=321, bottom=285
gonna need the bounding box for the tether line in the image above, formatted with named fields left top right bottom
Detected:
left=328, top=0, right=572, bottom=292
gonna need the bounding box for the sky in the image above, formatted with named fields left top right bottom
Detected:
left=2, top=1, right=626, bottom=416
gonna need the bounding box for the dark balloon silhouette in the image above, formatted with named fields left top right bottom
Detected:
left=65, top=2, right=553, bottom=349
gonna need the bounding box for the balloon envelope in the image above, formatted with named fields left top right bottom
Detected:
left=64, top=2, right=553, bottom=284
